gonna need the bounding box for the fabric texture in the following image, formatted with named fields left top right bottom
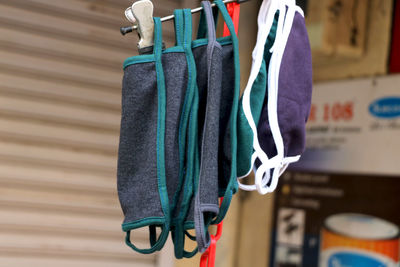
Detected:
left=119, top=61, right=163, bottom=224
left=257, top=11, right=312, bottom=159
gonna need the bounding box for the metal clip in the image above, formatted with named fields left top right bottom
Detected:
left=125, top=0, right=155, bottom=50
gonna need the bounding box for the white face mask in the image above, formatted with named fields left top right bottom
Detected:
left=238, top=0, right=308, bottom=195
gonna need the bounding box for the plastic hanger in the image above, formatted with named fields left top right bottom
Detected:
left=199, top=220, right=223, bottom=267
left=223, top=2, right=240, bottom=36
left=199, top=198, right=224, bottom=267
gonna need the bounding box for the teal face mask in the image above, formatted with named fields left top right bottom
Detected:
left=236, top=0, right=279, bottom=191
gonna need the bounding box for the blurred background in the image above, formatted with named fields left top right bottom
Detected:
left=0, top=0, right=398, bottom=266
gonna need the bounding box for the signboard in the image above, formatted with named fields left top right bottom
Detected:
left=270, top=75, right=400, bottom=267
left=292, top=75, right=400, bottom=175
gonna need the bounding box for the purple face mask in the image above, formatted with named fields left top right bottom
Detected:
left=254, top=0, right=312, bottom=194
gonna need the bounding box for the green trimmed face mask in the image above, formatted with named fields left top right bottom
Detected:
left=173, top=0, right=241, bottom=256
left=117, top=0, right=240, bottom=257
left=117, top=17, right=170, bottom=254
left=236, top=7, right=279, bottom=182
left=169, top=8, right=201, bottom=259
left=117, top=11, right=197, bottom=254
left=208, top=0, right=240, bottom=229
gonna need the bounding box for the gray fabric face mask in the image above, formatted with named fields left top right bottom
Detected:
left=206, top=0, right=240, bottom=228
left=118, top=10, right=200, bottom=253
left=173, top=0, right=241, bottom=256
left=168, top=8, right=201, bottom=259
left=118, top=0, right=240, bottom=257
left=172, top=2, right=223, bottom=257
left=117, top=17, right=171, bottom=254
left=193, top=0, right=222, bottom=253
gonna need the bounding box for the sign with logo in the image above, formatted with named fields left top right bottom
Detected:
left=369, top=97, right=400, bottom=118
left=291, top=75, right=400, bottom=175
left=269, top=75, right=400, bottom=267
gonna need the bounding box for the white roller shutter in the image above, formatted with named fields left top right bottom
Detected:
left=0, top=0, right=179, bottom=266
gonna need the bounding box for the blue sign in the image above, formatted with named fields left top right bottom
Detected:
left=369, top=97, right=400, bottom=119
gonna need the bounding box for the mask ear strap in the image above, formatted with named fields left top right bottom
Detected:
left=254, top=164, right=274, bottom=194
left=173, top=9, right=184, bottom=46
left=169, top=9, right=187, bottom=219
left=125, top=223, right=169, bottom=254
left=237, top=153, right=258, bottom=191
left=197, top=4, right=219, bottom=39
left=258, top=1, right=285, bottom=194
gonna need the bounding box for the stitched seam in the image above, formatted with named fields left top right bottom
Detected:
left=122, top=217, right=165, bottom=231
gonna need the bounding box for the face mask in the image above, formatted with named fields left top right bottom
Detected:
left=171, top=6, right=220, bottom=258
left=237, top=0, right=312, bottom=194
left=118, top=8, right=202, bottom=253
left=210, top=0, right=240, bottom=227
left=236, top=0, right=279, bottom=185
left=255, top=0, right=312, bottom=194
left=176, top=0, right=240, bottom=255
left=117, top=17, right=171, bottom=254
left=193, top=0, right=223, bottom=254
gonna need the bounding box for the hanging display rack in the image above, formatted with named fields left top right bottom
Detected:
left=120, top=0, right=250, bottom=35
